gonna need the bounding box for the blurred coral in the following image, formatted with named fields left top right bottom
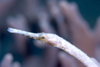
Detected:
left=0, top=0, right=100, bottom=67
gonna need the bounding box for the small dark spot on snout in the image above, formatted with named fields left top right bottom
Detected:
left=26, top=35, right=30, bottom=37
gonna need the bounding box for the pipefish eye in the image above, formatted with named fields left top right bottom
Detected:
left=41, top=36, right=45, bottom=39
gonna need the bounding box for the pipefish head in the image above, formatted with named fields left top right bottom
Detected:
left=37, top=33, right=59, bottom=46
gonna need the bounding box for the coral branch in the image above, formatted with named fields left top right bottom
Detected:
left=7, top=28, right=99, bottom=67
